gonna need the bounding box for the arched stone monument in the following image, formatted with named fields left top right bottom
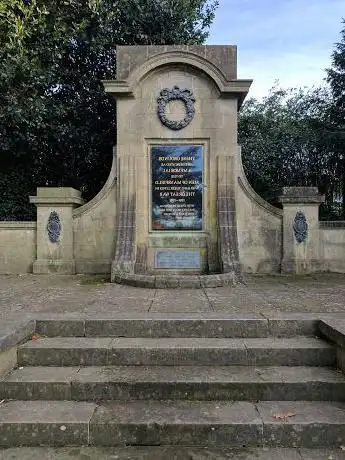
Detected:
left=103, top=45, right=255, bottom=285
left=24, top=45, right=326, bottom=284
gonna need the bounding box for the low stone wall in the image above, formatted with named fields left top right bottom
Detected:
left=2, top=193, right=345, bottom=277
left=0, top=222, right=36, bottom=274
left=320, top=222, right=345, bottom=272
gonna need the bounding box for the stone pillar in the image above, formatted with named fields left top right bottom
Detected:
left=29, top=188, right=84, bottom=274
left=217, top=155, right=241, bottom=278
left=111, top=155, right=136, bottom=280
left=278, top=187, right=325, bottom=274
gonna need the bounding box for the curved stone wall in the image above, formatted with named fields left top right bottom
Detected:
left=73, top=150, right=117, bottom=274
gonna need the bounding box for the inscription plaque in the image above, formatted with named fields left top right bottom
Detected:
left=155, top=250, right=201, bottom=269
left=151, top=144, right=203, bottom=231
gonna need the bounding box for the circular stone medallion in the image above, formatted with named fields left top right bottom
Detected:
left=157, top=86, right=196, bottom=131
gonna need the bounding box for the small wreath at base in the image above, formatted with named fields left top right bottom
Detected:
left=157, top=86, right=196, bottom=131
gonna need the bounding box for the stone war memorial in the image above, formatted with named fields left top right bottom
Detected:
left=3, top=45, right=345, bottom=457
left=1, top=44, right=344, bottom=283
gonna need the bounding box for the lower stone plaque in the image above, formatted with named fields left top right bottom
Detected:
left=155, top=250, right=201, bottom=269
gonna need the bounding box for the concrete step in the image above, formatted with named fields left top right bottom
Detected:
left=1, top=400, right=345, bottom=447
left=17, top=337, right=335, bottom=367
left=1, top=366, right=345, bottom=401
left=1, top=447, right=344, bottom=459
left=34, top=314, right=318, bottom=338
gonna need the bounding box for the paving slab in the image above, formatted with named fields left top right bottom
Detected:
left=2, top=446, right=345, bottom=459
left=0, top=447, right=310, bottom=460
left=0, top=400, right=97, bottom=447
left=150, top=289, right=211, bottom=312
left=257, top=400, right=345, bottom=448
left=89, top=400, right=262, bottom=447
left=1, top=274, right=345, bottom=317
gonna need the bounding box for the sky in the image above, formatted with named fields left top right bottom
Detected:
left=208, top=0, right=344, bottom=99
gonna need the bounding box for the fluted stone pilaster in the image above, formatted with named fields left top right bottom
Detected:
left=111, top=156, right=136, bottom=280
left=217, top=156, right=241, bottom=277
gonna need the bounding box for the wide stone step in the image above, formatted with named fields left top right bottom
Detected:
left=1, top=400, right=345, bottom=447
left=34, top=314, right=319, bottom=338
left=1, top=366, right=345, bottom=401
left=17, top=337, right=335, bottom=367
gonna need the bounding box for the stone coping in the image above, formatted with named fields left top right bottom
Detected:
left=112, top=273, right=239, bottom=289
left=0, top=222, right=36, bottom=229
left=320, top=221, right=345, bottom=229
left=278, top=187, right=325, bottom=204
left=319, top=319, right=345, bottom=348
left=0, top=320, right=35, bottom=352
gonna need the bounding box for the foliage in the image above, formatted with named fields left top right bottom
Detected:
left=238, top=20, right=345, bottom=220
left=326, top=18, right=345, bottom=218
left=238, top=85, right=342, bottom=219
left=0, top=0, right=218, bottom=220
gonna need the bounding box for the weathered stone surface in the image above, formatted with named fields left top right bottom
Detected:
left=319, top=319, right=345, bottom=348
left=2, top=365, right=345, bottom=402
left=18, top=338, right=113, bottom=366
left=3, top=273, right=345, bottom=316
left=258, top=401, right=345, bottom=447
left=299, top=448, right=345, bottom=459
left=0, top=367, right=80, bottom=400
left=177, top=276, right=202, bottom=289
left=17, top=336, right=335, bottom=367
left=70, top=365, right=345, bottom=402
left=0, top=347, right=17, bottom=379
left=89, top=400, right=262, bottom=447
left=84, top=316, right=268, bottom=338
left=244, top=337, right=335, bottom=367
left=0, top=320, right=35, bottom=351
left=35, top=320, right=85, bottom=337
left=154, top=276, right=180, bottom=289
left=267, top=315, right=319, bottom=337
left=108, top=337, right=247, bottom=366
left=0, top=401, right=96, bottom=447
left=6, top=447, right=340, bottom=459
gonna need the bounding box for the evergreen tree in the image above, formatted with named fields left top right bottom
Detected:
left=326, top=19, right=345, bottom=218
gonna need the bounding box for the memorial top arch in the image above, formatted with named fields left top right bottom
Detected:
left=103, top=45, right=251, bottom=106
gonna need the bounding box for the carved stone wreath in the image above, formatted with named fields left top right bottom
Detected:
left=293, top=211, right=308, bottom=243
left=157, top=86, right=196, bottom=130
left=47, top=211, right=61, bottom=243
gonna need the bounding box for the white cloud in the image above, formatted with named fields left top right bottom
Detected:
left=207, top=0, right=344, bottom=98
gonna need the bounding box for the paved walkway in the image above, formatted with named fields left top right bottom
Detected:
left=1, top=274, right=345, bottom=459
left=1, top=273, right=345, bottom=319
left=0, top=447, right=344, bottom=459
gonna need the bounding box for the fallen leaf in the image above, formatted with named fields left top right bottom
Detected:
left=272, top=412, right=296, bottom=420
